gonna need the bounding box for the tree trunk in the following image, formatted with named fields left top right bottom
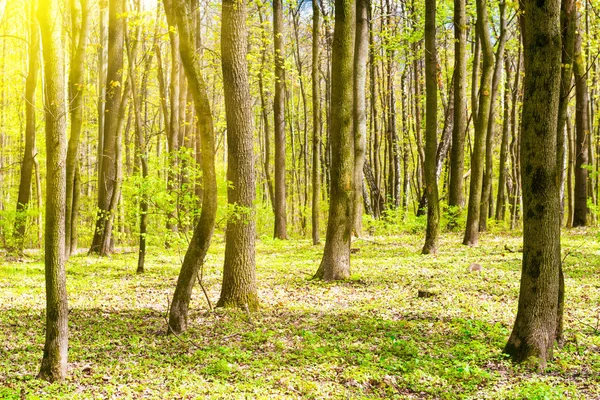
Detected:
left=495, top=56, right=511, bottom=221
left=311, top=0, right=321, bottom=245
left=164, top=0, right=218, bottom=332
left=273, top=0, right=287, bottom=239
left=90, top=0, right=125, bottom=256
left=217, top=0, right=259, bottom=309
left=479, top=0, right=508, bottom=232
left=573, top=17, right=589, bottom=227
left=422, top=0, right=439, bottom=254
left=37, top=0, right=68, bottom=381
left=353, top=0, right=368, bottom=237
left=13, top=2, right=40, bottom=254
left=463, top=0, right=493, bottom=246
left=504, top=0, right=562, bottom=367
left=313, top=0, right=355, bottom=281
left=448, top=0, right=467, bottom=212
left=65, top=0, right=90, bottom=258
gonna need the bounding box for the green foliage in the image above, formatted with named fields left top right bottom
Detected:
left=2, top=230, right=600, bottom=398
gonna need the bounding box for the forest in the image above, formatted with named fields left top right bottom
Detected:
left=0, top=0, right=599, bottom=397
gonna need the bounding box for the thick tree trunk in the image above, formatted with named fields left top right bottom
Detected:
left=311, top=0, right=321, bottom=245
left=353, top=0, right=368, bottom=237
left=65, top=0, right=90, bottom=258
left=273, top=0, right=287, bottom=239
left=90, top=0, right=125, bottom=256
left=504, top=0, right=562, bottom=367
left=217, top=0, right=259, bottom=309
left=313, top=0, right=355, bottom=281
left=37, top=0, right=68, bottom=382
left=14, top=3, right=40, bottom=253
left=422, top=0, right=439, bottom=254
left=463, top=0, right=493, bottom=246
left=164, top=0, right=218, bottom=333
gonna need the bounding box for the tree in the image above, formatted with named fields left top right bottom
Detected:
left=353, top=0, right=368, bottom=237
left=217, top=0, right=259, bottom=309
left=164, top=0, right=218, bottom=333
left=504, top=0, right=562, bottom=367
left=90, top=0, right=125, bottom=255
left=572, top=11, right=589, bottom=227
left=65, top=0, right=90, bottom=257
left=463, top=0, right=493, bottom=246
left=311, top=0, right=321, bottom=245
left=313, top=0, right=355, bottom=281
left=13, top=0, right=39, bottom=254
left=422, top=0, right=439, bottom=254
left=37, top=0, right=68, bottom=381
left=273, top=0, right=287, bottom=239
left=448, top=0, right=467, bottom=214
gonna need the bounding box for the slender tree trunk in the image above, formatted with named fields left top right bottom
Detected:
left=90, top=0, right=125, bottom=256
left=422, top=0, right=439, bottom=254
left=37, top=0, right=68, bottom=381
left=573, top=16, right=589, bottom=227
left=311, top=0, right=321, bottom=245
left=65, top=0, right=90, bottom=258
left=495, top=56, right=511, bottom=221
left=13, top=2, right=40, bottom=254
left=504, top=0, right=562, bottom=367
left=353, top=0, right=368, bottom=236
left=479, top=0, right=507, bottom=231
left=313, top=0, right=355, bottom=281
left=448, top=0, right=467, bottom=214
left=463, top=0, right=493, bottom=246
left=273, top=0, right=287, bottom=239
left=217, top=0, right=259, bottom=309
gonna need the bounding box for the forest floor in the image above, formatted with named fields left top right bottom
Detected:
left=1, top=229, right=600, bottom=399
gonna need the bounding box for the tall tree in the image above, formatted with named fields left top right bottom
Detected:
left=273, top=0, right=287, bottom=239
left=90, top=0, right=125, bottom=255
left=463, top=0, right=493, bottom=246
left=422, top=0, right=439, bottom=254
left=504, top=0, right=562, bottom=367
left=353, top=0, right=368, bottom=236
left=65, top=0, right=90, bottom=257
left=448, top=0, right=467, bottom=214
left=311, top=0, right=321, bottom=245
left=313, top=0, right=355, bottom=280
left=572, top=12, right=590, bottom=227
left=164, top=0, right=218, bottom=333
left=217, top=0, right=259, bottom=309
left=13, top=0, right=40, bottom=254
left=37, top=0, right=68, bottom=381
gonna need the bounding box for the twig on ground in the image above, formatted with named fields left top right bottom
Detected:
left=196, top=269, right=213, bottom=311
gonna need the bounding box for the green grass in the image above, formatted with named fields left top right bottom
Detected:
left=1, top=229, right=600, bottom=399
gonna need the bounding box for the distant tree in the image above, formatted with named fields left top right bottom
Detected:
left=313, top=0, right=355, bottom=280
left=504, top=0, right=563, bottom=367
left=217, top=0, right=259, bottom=309
left=37, top=0, right=68, bottom=381
left=13, top=0, right=39, bottom=254
left=311, top=0, right=321, bottom=245
left=422, top=0, right=439, bottom=254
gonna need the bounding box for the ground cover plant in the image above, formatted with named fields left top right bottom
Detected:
left=2, top=229, right=599, bottom=399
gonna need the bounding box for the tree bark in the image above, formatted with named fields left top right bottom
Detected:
left=273, top=0, right=287, bottom=239
left=463, top=0, right=493, bottom=246
left=37, top=0, right=68, bottom=382
left=353, top=0, right=368, bottom=236
left=422, top=0, right=439, bottom=254
left=313, top=0, right=355, bottom=280
left=217, top=0, right=259, bottom=309
left=504, top=0, right=562, bottom=367
left=311, top=0, right=321, bottom=245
